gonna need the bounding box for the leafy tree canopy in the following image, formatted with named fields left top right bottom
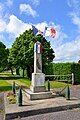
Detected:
left=0, top=41, right=9, bottom=71
left=10, top=29, right=55, bottom=78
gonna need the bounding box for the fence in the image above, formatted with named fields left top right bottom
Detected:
left=45, top=73, right=74, bottom=85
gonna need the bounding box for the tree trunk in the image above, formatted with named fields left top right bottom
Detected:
left=27, top=65, right=33, bottom=80
left=16, top=68, right=20, bottom=75
left=11, top=68, right=13, bottom=75
left=23, top=68, right=25, bottom=78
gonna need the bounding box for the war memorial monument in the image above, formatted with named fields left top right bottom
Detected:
left=25, top=41, right=55, bottom=100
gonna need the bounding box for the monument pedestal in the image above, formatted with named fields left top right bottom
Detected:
left=25, top=89, right=56, bottom=100
left=30, top=73, right=46, bottom=93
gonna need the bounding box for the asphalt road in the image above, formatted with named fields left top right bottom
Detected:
left=17, top=109, right=80, bottom=120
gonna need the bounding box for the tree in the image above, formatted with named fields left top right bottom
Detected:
left=78, top=60, right=80, bottom=63
left=10, top=29, right=55, bottom=78
left=7, top=48, right=14, bottom=75
left=0, top=41, right=9, bottom=71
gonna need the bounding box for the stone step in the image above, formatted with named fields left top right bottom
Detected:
left=24, top=89, right=56, bottom=100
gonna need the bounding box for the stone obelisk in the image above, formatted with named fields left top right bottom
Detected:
left=30, top=41, right=46, bottom=93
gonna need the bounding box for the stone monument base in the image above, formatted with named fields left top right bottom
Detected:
left=25, top=89, right=56, bottom=100
left=31, top=73, right=46, bottom=93
left=30, top=86, right=46, bottom=93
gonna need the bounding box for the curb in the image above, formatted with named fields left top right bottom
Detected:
left=4, top=103, right=80, bottom=120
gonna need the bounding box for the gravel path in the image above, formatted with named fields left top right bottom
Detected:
left=52, top=85, right=80, bottom=99
left=70, top=85, right=80, bottom=99
left=0, top=93, right=4, bottom=120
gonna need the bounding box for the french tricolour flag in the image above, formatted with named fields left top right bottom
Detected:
left=35, top=43, right=42, bottom=54
left=44, top=27, right=56, bottom=38
left=32, top=25, right=44, bottom=36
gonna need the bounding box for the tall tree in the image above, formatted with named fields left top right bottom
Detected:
left=0, top=41, right=9, bottom=71
left=7, top=48, right=14, bottom=75
left=10, top=29, right=55, bottom=78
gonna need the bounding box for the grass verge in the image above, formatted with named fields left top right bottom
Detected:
left=0, top=80, right=12, bottom=92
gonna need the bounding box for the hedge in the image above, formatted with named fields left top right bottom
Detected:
left=43, top=63, right=80, bottom=83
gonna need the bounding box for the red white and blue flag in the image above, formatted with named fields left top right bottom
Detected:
left=45, top=27, right=56, bottom=38
left=32, top=25, right=44, bottom=36
left=32, top=25, right=56, bottom=38
left=35, top=43, right=42, bottom=54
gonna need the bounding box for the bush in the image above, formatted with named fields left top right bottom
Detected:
left=43, top=63, right=80, bottom=83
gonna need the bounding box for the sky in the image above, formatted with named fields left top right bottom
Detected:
left=0, top=0, right=80, bottom=63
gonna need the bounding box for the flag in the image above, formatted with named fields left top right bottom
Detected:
left=44, top=27, right=56, bottom=38
left=35, top=43, right=42, bottom=54
left=50, top=28, right=56, bottom=38
left=32, top=25, right=44, bottom=36
left=32, top=25, right=38, bottom=36
left=38, top=30, right=44, bottom=35
left=32, top=25, right=56, bottom=38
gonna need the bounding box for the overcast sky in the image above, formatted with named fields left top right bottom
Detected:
left=0, top=0, right=80, bottom=63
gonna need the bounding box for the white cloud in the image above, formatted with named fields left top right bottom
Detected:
left=6, top=15, right=32, bottom=37
left=19, top=4, right=38, bottom=17
left=68, top=0, right=80, bottom=32
left=67, top=0, right=79, bottom=8
left=70, top=13, right=80, bottom=33
left=6, top=0, right=13, bottom=6
left=29, top=0, right=40, bottom=6
left=53, top=36, right=80, bottom=63
left=35, top=22, right=48, bottom=31
left=0, top=18, right=6, bottom=32
left=56, top=0, right=80, bottom=62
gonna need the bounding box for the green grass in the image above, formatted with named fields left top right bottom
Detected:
left=45, top=81, right=68, bottom=89
left=17, top=78, right=69, bottom=89
left=0, top=72, right=72, bottom=92
left=0, top=80, right=12, bottom=92
left=18, top=78, right=31, bottom=86
left=0, top=72, right=12, bottom=75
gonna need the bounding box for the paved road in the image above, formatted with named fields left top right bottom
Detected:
left=0, top=93, right=4, bottom=120
left=15, top=109, right=80, bottom=120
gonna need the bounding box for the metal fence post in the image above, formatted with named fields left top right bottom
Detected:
left=18, top=87, right=22, bottom=106
left=66, top=84, right=70, bottom=100
left=12, top=81, right=15, bottom=94
left=48, top=80, right=50, bottom=91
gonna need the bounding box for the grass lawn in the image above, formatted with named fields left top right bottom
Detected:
left=0, top=72, right=72, bottom=92
left=45, top=81, right=68, bottom=89
left=18, top=78, right=31, bottom=86
left=0, top=80, right=12, bottom=92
